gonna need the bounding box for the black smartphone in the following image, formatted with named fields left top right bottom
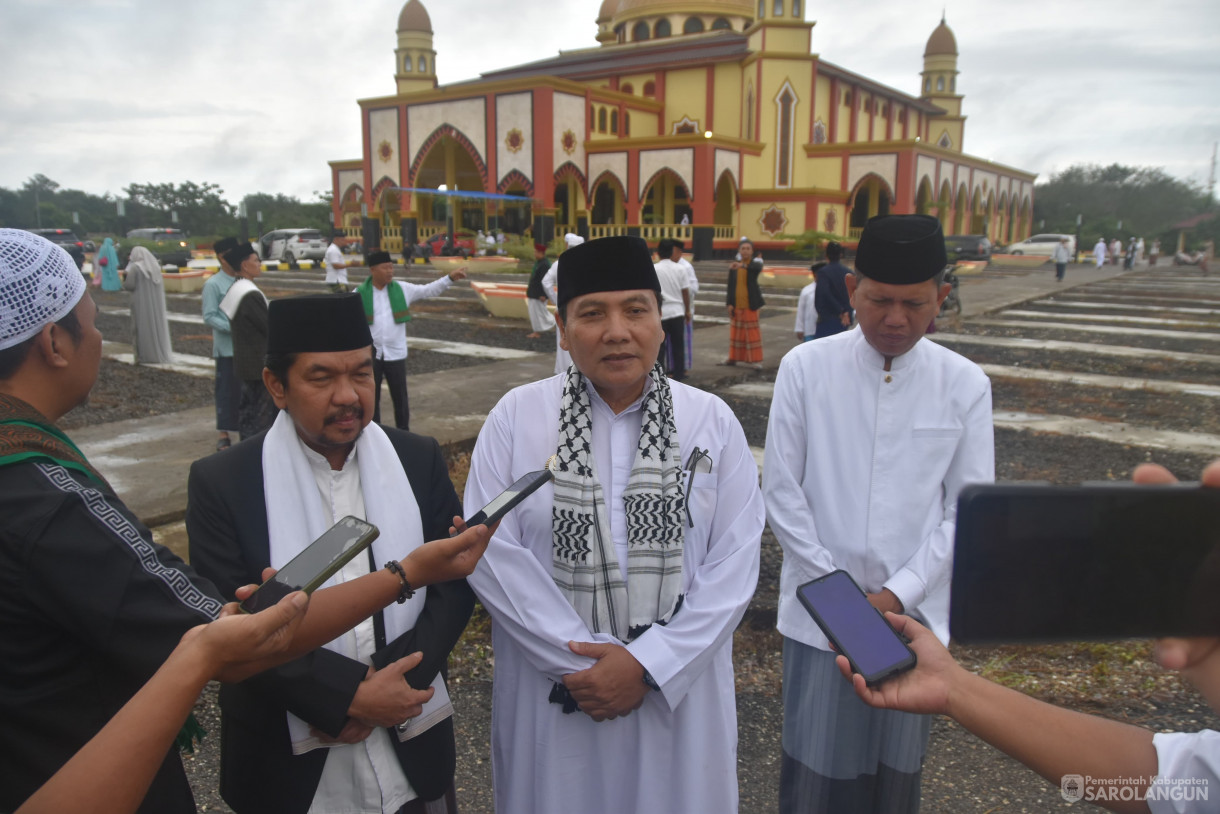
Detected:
left=240, top=516, right=380, bottom=614
left=951, top=483, right=1220, bottom=643
left=797, top=570, right=917, bottom=686
left=463, top=469, right=553, bottom=528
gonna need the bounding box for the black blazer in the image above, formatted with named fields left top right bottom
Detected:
left=726, top=258, right=765, bottom=311
left=186, top=427, right=473, bottom=814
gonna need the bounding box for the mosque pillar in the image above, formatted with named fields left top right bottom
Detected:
left=691, top=143, right=715, bottom=259
left=626, top=150, right=642, bottom=226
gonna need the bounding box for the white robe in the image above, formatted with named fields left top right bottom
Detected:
left=465, top=376, right=765, bottom=814
left=541, top=261, right=571, bottom=374
left=794, top=281, right=817, bottom=338
left=762, top=327, right=994, bottom=648
left=1094, top=240, right=1107, bottom=267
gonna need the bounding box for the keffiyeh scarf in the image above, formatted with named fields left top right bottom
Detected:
left=550, top=364, right=686, bottom=644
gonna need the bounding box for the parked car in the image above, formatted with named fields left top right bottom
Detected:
left=422, top=230, right=476, bottom=258
left=1004, top=233, right=1075, bottom=257
left=945, top=234, right=992, bottom=262
left=124, top=228, right=192, bottom=267
left=28, top=228, right=86, bottom=269
left=257, top=229, right=327, bottom=262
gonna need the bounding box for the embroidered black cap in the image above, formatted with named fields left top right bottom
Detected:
left=365, top=250, right=393, bottom=267
left=854, top=214, right=948, bottom=285
left=266, top=294, right=373, bottom=354
left=557, top=235, right=660, bottom=313
left=223, top=242, right=257, bottom=269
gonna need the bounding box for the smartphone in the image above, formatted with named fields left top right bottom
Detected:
left=462, top=469, right=553, bottom=528
left=951, top=483, right=1220, bottom=643
left=240, top=516, right=380, bottom=614
left=797, top=570, right=917, bottom=686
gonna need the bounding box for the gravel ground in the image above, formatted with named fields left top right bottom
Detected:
left=76, top=279, right=1220, bottom=813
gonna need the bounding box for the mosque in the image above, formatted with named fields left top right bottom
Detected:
left=328, top=0, right=1036, bottom=257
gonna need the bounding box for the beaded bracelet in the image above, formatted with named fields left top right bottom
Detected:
left=383, top=560, right=415, bottom=604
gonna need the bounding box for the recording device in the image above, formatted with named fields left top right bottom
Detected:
left=462, top=469, right=553, bottom=529
left=951, top=483, right=1220, bottom=643
left=240, top=516, right=379, bottom=614
left=797, top=570, right=918, bottom=686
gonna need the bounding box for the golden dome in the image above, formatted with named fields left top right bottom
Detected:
left=924, top=17, right=957, bottom=56
left=398, top=0, right=432, bottom=33
left=597, top=0, right=617, bottom=22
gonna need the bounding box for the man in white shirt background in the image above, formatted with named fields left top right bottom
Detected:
left=357, top=250, right=466, bottom=430
left=653, top=239, right=691, bottom=381
left=794, top=264, right=820, bottom=342
left=763, top=214, right=995, bottom=813
left=324, top=233, right=351, bottom=293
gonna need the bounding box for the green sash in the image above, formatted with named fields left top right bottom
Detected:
left=358, top=277, right=410, bottom=324
left=0, top=393, right=109, bottom=488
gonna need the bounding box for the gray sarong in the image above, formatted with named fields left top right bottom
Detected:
left=780, top=637, right=931, bottom=813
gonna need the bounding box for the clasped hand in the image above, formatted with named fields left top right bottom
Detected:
left=561, top=641, right=650, bottom=722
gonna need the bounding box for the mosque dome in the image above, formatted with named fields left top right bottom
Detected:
left=398, top=0, right=432, bottom=34
left=597, top=0, right=617, bottom=23
left=615, top=0, right=754, bottom=14
left=924, top=17, right=957, bottom=56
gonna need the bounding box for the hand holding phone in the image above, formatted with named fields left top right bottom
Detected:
left=241, top=517, right=379, bottom=614
left=458, top=469, right=553, bottom=532
left=797, top=570, right=917, bottom=686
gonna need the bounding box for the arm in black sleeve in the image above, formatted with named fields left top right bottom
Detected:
left=186, top=458, right=368, bottom=737
left=371, top=438, right=474, bottom=689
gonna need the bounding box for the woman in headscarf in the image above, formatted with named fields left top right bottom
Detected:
left=96, top=237, right=122, bottom=291
left=723, top=238, right=765, bottom=369
left=121, top=246, right=174, bottom=364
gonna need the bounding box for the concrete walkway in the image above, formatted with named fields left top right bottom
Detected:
left=73, top=260, right=1130, bottom=530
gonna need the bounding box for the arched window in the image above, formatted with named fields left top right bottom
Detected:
left=793, top=0, right=801, bottom=15
left=418, top=55, right=427, bottom=73
left=598, top=107, right=607, bottom=133
left=610, top=110, right=618, bottom=134
left=758, top=0, right=765, bottom=18
left=776, top=84, right=796, bottom=187
left=403, top=55, right=412, bottom=72
left=624, top=112, right=631, bottom=136
left=746, top=85, right=755, bottom=140
left=711, top=17, right=731, bottom=30
left=924, top=77, right=931, bottom=93
left=655, top=18, right=671, bottom=38
left=633, top=21, right=650, bottom=41
left=643, top=80, right=656, bottom=97
left=950, top=76, right=956, bottom=92
left=684, top=16, right=705, bottom=34
left=773, top=0, right=784, bottom=15
left=621, top=82, right=634, bottom=95
left=936, top=76, right=945, bottom=92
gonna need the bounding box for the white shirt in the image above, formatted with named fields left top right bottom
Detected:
left=369, top=277, right=453, bottom=361
left=678, top=257, right=698, bottom=296
left=298, top=441, right=416, bottom=814
left=763, top=327, right=995, bottom=648
left=540, top=261, right=571, bottom=375
left=794, top=281, right=818, bottom=337
left=324, top=243, right=348, bottom=285
left=1150, top=730, right=1220, bottom=814
left=464, top=375, right=764, bottom=814
left=1053, top=243, right=1072, bottom=263
left=653, top=259, right=688, bottom=321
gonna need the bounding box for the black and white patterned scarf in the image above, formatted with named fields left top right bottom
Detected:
left=550, top=363, right=686, bottom=643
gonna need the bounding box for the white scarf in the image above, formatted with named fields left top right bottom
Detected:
left=219, top=277, right=266, bottom=320
left=263, top=411, right=435, bottom=750
left=550, top=364, right=686, bottom=644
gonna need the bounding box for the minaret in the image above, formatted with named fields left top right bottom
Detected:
left=920, top=15, right=965, bottom=151
left=395, top=0, right=437, bottom=94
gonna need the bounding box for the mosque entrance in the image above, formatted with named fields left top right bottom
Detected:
left=413, top=133, right=486, bottom=233
left=641, top=171, right=690, bottom=225
left=590, top=175, right=625, bottom=225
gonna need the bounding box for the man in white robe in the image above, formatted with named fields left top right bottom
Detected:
left=763, top=214, right=995, bottom=813
left=465, top=235, right=765, bottom=814
left=541, top=232, right=584, bottom=375
left=1094, top=237, right=1108, bottom=268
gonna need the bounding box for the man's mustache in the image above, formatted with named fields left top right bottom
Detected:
left=324, top=406, right=364, bottom=425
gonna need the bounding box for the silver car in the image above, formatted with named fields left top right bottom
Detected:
left=257, top=228, right=327, bottom=262
left=1004, top=233, right=1076, bottom=257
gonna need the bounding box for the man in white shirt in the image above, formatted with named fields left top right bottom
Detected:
left=464, top=235, right=765, bottom=814
left=763, top=214, right=994, bottom=813
left=653, top=239, right=691, bottom=380
left=794, top=264, right=819, bottom=341
left=324, top=234, right=351, bottom=293
left=356, top=251, right=466, bottom=430
left=541, top=233, right=584, bottom=375
left=670, top=239, right=698, bottom=370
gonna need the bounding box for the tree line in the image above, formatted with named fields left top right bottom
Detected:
left=1032, top=163, right=1217, bottom=250
left=0, top=175, right=334, bottom=241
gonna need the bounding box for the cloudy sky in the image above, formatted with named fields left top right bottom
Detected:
left=2, top=0, right=1217, bottom=204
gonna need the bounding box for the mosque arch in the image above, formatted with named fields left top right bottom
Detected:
left=980, top=190, right=996, bottom=239
left=937, top=179, right=954, bottom=233
left=655, top=18, right=671, bottom=38
left=554, top=167, right=587, bottom=234
left=684, top=17, right=705, bottom=34
left=643, top=80, right=656, bottom=97
left=714, top=170, right=737, bottom=226
left=640, top=168, right=691, bottom=225
left=496, top=169, right=534, bottom=197
left=589, top=171, right=627, bottom=225
left=621, top=82, right=634, bottom=95
left=555, top=162, right=589, bottom=200
left=915, top=175, right=935, bottom=216
left=633, top=21, right=650, bottom=41
left=340, top=183, right=364, bottom=228
left=408, top=124, right=488, bottom=190
left=711, top=17, right=732, bottom=30
left=952, top=182, right=969, bottom=235
left=997, top=191, right=1010, bottom=244
left=847, top=173, right=894, bottom=230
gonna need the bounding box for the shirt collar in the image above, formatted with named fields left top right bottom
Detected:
left=585, top=373, right=655, bottom=417
left=296, top=432, right=358, bottom=474
left=851, top=326, right=923, bottom=373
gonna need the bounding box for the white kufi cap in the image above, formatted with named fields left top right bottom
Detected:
left=563, top=233, right=585, bottom=248
left=0, top=228, right=87, bottom=351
